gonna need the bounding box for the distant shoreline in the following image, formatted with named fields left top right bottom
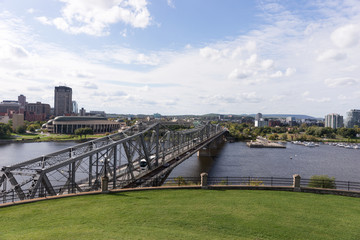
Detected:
left=0, top=138, right=93, bottom=144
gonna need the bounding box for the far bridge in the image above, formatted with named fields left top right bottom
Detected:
left=0, top=122, right=227, bottom=204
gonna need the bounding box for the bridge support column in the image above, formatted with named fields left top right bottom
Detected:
left=201, top=172, right=208, bottom=189
left=101, top=176, right=109, bottom=193
left=293, top=174, right=301, bottom=192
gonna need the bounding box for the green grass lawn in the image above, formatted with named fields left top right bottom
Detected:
left=10, top=133, right=107, bottom=142
left=1, top=190, right=360, bottom=240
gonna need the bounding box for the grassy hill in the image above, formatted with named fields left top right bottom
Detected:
left=1, top=189, right=360, bottom=239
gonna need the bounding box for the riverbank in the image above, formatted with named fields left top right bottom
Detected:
left=0, top=133, right=107, bottom=144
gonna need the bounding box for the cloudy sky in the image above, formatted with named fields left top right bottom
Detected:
left=0, top=0, right=359, bottom=117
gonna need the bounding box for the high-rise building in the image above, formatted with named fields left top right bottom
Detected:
left=325, top=113, right=343, bottom=129
left=54, top=86, right=72, bottom=116
left=72, top=101, right=78, bottom=114
left=345, top=109, right=360, bottom=128
left=255, top=113, right=263, bottom=121
left=18, top=94, right=26, bottom=107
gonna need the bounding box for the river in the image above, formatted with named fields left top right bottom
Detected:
left=1, top=141, right=359, bottom=182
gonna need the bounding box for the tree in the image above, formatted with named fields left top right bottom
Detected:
left=308, top=175, right=336, bottom=189
left=281, top=133, right=288, bottom=141
left=16, top=125, right=27, bottom=134
left=27, top=123, right=41, bottom=132
left=75, top=127, right=94, bottom=139
left=83, top=127, right=94, bottom=138
left=0, top=123, right=11, bottom=138
left=337, top=128, right=356, bottom=138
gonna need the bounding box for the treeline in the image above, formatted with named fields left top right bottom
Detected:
left=221, top=122, right=360, bottom=141
left=0, top=120, right=45, bottom=139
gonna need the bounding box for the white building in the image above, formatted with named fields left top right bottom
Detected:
left=325, top=113, right=343, bottom=129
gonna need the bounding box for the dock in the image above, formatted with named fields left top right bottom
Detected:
left=247, top=136, right=286, bottom=148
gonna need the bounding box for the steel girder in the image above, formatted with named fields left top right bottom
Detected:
left=0, top=122, right=224, bottom=204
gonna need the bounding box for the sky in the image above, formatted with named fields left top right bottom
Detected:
left=0, top=0, right=359, bottom=117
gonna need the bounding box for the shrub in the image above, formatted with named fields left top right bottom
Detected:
left=248, top=180, right=264, bottom=186
left=173, top=176, right=187, bottom=186
left=308, top=175, right=336, bottom=189
left=16, top=125, right=27, bottom=134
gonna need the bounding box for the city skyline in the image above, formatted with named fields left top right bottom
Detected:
left=0, top=1, right=359, bottom=117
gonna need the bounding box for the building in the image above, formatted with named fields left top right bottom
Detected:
left=79, top=107, right=86, bottom=116
left=72, top=101, right=78, bottom=114
left=89, top=111, right=106, bottom=117
left=25, top=102, right=51, bottom=121
left=255, top=118, right=268, bottom=127
left=12, top=113, right=24, bottom=131
left=268, top=119, right=281, bottom=127
left=0, top=115, right=10, bottom=124
left=255, top=113, right=263, bottom=121
left=325, top=113, right=343, bottom=129
left=0, top=101, right=20, bottom=118
left=43, top=116, right=121, bottom=134
left=286, top=116, right=296, bottom=126
left=54, top=86, right=73, bottom=116
left=18, top=94, right=26, bottom=113
left=345, top=109, right=360, bottom=128
left=153, top=113, right=162, bottom=119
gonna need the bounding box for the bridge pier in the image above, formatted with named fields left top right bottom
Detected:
left=197, top=135, right=225, bottom=157
left=197, top=148, right=218, bottom=157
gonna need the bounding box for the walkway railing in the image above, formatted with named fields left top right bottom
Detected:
left=3, top=175, right=360, bottom=205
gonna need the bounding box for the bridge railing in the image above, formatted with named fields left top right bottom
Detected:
left=4, top=175, right=360, bottom=205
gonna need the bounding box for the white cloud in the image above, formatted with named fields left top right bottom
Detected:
left=36, top=16, right=52, bottom=25
left=37, top=0, right=152, bottom=36
left=27, top=8, right=35, bottom=14
left=305, top=97, right=331, bottom=103
left=317, top=49, right=347, bottom=61
left=0, top=43, right=30, bottom=60
left=331, top=24, right=360, bottom=48
left=270, top=71, right=283, bottom=78
left=87, top=46, right=161, bottom=65
left=199, top=47, right=222, bottom=61
left=228, top=68, right=250, bottom=79
left=167, top=0, right=175, bottom=8
left=239, top=92, right=262, bottom=103
left=82, top=81, right=98, bottom=89
left=261, top=59, right=274, bottom=69
left=324, top=77, right=360, bottom=87
left=270, top=95, right=285, bottom=102
left=285, top=67, right=296, bottom=76
left=302, top=91, right=310, bottom=97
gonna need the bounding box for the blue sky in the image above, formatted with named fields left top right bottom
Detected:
left=0, top=0, right=360, bottom=117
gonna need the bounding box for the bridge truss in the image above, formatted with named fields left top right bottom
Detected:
left=1, top=122, right=224, bottom=204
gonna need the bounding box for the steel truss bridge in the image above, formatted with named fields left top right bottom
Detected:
left=1, top=122, right=226, bottom=204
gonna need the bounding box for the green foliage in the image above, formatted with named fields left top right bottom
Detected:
left=268, top=133, right=279, bottom=140
left=281, top=133, right=288, bottom=141
left=246, top=179, right=264, bottom=186
left=27, top=123, right=41, bottom=132
left=0, top=123, right=11, bottom=138
left=308, top=175, right=336, bottom=189
left=173, top=176, right=187, bottom=186
left=74, top=127, right=94, bottom=139
left=337, top=128, right=357, bottom=138
left=16, top=125, right=27, bottom=134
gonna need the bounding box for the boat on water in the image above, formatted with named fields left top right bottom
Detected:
left=324, top=142, right=360, bottom=149
left=291, top=141, right=319, bottom=147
